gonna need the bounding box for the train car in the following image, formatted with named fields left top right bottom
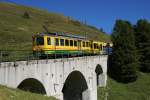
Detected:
left=81, top=40, right=91, bottom=54
left=32, top=32, right=110, bottom=57
left=33, top=33, right=79, bottom=57
left=90, top=41, right=99, bottom=55
left=32, top=32, right=92, bottom=57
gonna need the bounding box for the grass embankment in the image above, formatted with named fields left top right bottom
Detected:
left=98, top=72, right=150, bottom=100
left=0, top=85, right=57, bottom=100
left=0, top=2, right=110, bottom=50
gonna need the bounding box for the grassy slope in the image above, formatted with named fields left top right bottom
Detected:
left=0, top=85, right=57, bottom=100
left=98, top=72, right=150, bottom=100
left=0, top=2, right=110, bottom=50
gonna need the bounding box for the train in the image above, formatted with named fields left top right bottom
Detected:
left=32, top=32, right=112, bottom=58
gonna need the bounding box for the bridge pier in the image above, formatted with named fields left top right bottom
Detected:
left=0, top=55, right=108, bottom=100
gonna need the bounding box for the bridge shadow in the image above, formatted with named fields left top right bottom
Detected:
left=62, top=71, right=88, bottom=100
left=95, top=64, right=103, bottom=86
left=17, top=78, right=46, bottom=95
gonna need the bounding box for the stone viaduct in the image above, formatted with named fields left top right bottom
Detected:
left=0, top=55, right=108, bottom=100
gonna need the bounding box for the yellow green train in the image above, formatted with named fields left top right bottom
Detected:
left=32, top=32, right=112, bottom=57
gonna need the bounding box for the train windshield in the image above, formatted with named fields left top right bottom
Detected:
left=35, top=37, right=44, bottom=45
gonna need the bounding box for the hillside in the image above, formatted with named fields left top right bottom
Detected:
left=0, top=85, right=57, bottom=100
left=98, top=72, right=150, bottom=100
left=0, top=2, right=110, bottom=50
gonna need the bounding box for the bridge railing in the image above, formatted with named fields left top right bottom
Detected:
left=0, top=50, right=33, bottom=62
left=0, top=50, right=108, bottom=62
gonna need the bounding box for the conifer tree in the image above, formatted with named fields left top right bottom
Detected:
left=110, top=20, right=138, bottom=83
left=134, top=19, right=150, bottom=72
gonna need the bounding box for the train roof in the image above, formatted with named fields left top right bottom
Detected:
left=33, top=32, right=87, bottom=40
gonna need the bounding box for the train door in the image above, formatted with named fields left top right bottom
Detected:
left=90, top=41, right=94, bottom=54
left=78, top=40, right=82, bottom=50
left=99, top=44, right=103, bottom=54
left=51, top=37, right=55, bottom=47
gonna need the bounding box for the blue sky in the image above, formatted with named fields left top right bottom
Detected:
left=1, top=0, right=150, bottom=34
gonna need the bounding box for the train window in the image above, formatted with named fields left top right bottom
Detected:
left=60, top=39, right=64, bottom=46
left=91, top=43, right=93, bottom=48
left=89, top=43, right=91, bottom=47
left=74, top=41, right=77, bottom=46
left=94, top=44, right=96, bottom=49
left=86, top=42, right=89, bottom=47
left=36, top=37, right=44, bottom=45
left=47, top=37, right=51, bottom=45
left=65, top=39, right=69, bottom=46
left=70, top=40, right=73, bottom=46
left=55, top=38, right=59, bottom=46
left=94, top=43, right=97, bottom=49
left=78, top=41, right=81, bottom=47
left=100, top=44, right=103, bottom=50
left=97, top=45, right=99, bottom=49
left=83, top=41, right=85, bottom=47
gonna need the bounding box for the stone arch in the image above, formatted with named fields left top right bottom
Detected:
left=17, top=78, right=46, bottom=95
left=62, top=71, right=89, bottom=100
left=95, top=64, right=103, bottom=86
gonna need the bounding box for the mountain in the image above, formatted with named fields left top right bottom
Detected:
left=0, top=2, right=110, bottom=50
